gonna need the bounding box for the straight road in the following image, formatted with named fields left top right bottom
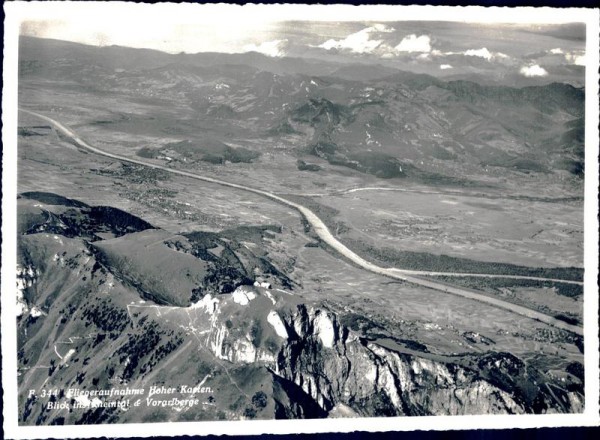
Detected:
left=19, top=108, right=583, bottom=335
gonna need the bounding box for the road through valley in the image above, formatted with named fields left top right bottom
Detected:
left=19, top=108, right=583, bottom=335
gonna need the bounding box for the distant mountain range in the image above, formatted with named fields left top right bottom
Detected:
left=18, top=36, right=585, bottom=183
left=19, top=35, right=585, bottom=86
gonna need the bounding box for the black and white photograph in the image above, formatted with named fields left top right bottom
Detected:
left=2, top=2, right=599, bottom=438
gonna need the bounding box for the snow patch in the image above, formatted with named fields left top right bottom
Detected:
left=30, top=306, right=44, bottom=318
left=254, top=281, right=272, bottom=289
left=232, top=287, right=256, bottom=306
left=267, top=311, right=288, bottom=339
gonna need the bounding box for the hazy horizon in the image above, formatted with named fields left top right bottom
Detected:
left=17, top=3, right=586, bottom=86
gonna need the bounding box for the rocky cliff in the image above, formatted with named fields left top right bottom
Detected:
left=188, top=287, right=583, bottom=417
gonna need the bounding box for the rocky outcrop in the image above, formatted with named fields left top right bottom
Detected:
left=16, top=264, right=40, bottom=317
left=194, top=290, right=583, bottom=417
left=271, top=304, right=523, bottom=416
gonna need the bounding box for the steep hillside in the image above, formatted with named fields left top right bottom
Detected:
left=16, top=194, right=584, bottom=424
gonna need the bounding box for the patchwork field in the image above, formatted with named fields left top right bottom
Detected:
left=316, top=188, right=583, bottom=268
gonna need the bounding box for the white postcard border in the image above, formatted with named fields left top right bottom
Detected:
left=2, top=2, right=599, bottom=438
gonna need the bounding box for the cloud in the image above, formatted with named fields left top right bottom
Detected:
left=458, top=48, right=511, bottom=62
left=371, top=23, right=395, bottom=33
left=318, top=24, right=394, bottom=54
left=243, top=39, right=287, bottom=57
left=549, top=48, right=564, bottom=54
left=394, top=34, right=431, bottom=53
left=565, top=51, right=586, bottom=66
left=440, top=64, right=453, bottom=70
left=464, top=47, right=493, bottom=61
left=520, top=64, right=548, bottom=77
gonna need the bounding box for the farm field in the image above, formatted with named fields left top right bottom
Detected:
left=316, top=188, right=583, bottom=268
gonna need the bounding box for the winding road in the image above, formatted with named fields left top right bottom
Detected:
left=19, top=108, right=583, bottom=335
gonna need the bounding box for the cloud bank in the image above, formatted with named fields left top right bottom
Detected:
left=318, top=24, right=394, bottom=54
left=565, top=51, right=586, bottom=66
left=520, top=64, right=548, bottom=77
left=464, top=48, right=493, bottom=61
left=394, top=34, right=431, bottom=53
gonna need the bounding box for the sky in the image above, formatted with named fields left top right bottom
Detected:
left=15, top=3, right=588, bottom=84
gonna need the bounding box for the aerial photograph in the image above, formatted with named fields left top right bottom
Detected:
left=6, top=3, right=595, bottom=430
